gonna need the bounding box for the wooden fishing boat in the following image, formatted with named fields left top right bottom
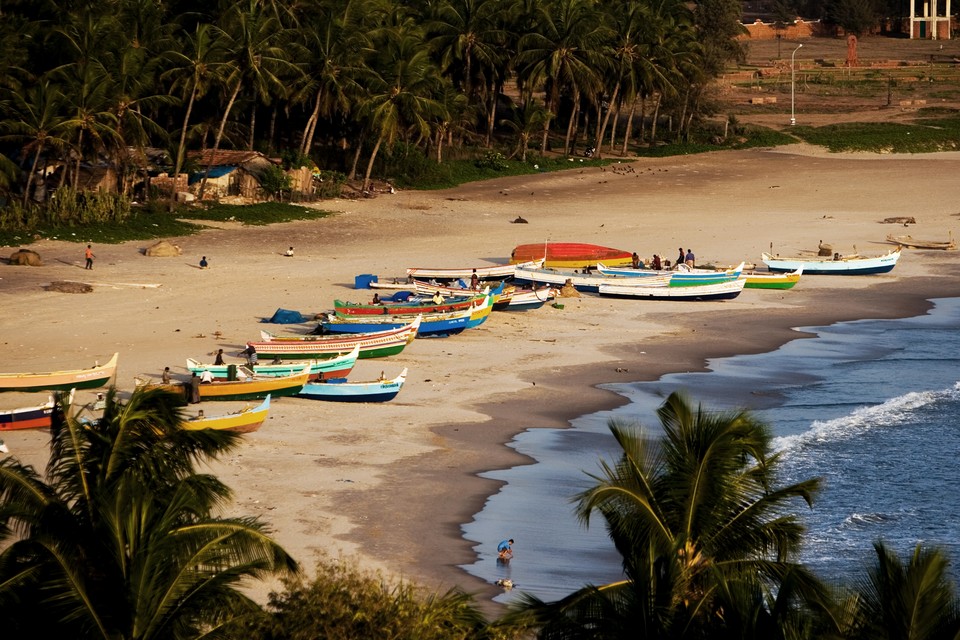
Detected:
left=741, top=267, right=803, bottom=290
left=886, top=233, right=955, bottom=250
left=0, top=353, right=118, bottom=392
left=761, top=247, right=901, bottom=275
left=494, top=285, right=556, bottom=311
left=0, top=396, right=55, bottom=430
left=253, top=317, right=421, bottom=359
left=198, top=367, right=309, bottom=401
left=514, top=264, right=672, bottom=293
left=405, top=259, right=543, bottom=281
left=297, top=368, right=408, bottom=403
left=597, top=261, right=745, bottom=287
left=598, top=278, right=746, bottom=301
left=510, top=242, right=634, bottom=268
left=186, top=345, right=359, bottom=381
left=320, top=294, right=493, bottom=337
left=334, top=290, right=486, bottom=317
left=181, top=395, right=271, bottom=433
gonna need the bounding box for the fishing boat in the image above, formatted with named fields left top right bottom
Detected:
left=886, top=233, right=955, bottom=250
left=0, top=396, right=56, bottom=430
left=510, top=242, right=634, bottom=269
left=297, top=369, right=408, bottom=403
left=181, top=395, right=271, bottom=433
left=319, top=295, right=493, bottom=337
left=197, top=366, right=309, bottom=401
left=405, top=259, right=543, bottom=281
left=495, top=285, right=557, bottom=311
left=333, top=290, right=488, bottom=317
left=513, top=264, right=672, bottom=293
left=0, top=353, right=119, bottom=392
left=186, top=345, right=359, bottom=381
left=761, top=247, right=901, bottom=275
left=597, top=261, right=745, bottom=287
left=741, top=267, right=803, bottom=290
left=598, top=278, right=747, bottom=301
left=253, top=317, right=421, bottom=359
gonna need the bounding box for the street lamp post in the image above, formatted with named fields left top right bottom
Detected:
left=791, top=43, right=803, bottom=126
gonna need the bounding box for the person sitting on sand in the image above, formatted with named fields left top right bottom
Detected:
left=651, top=254, right=662, bottom=271
left=497, top=538, right=514, bottom=560
left=371, top=293, right=381, bottom=305
left=199, top=256, right=208, bottom=269
left=284, top=247, right=294, bottom=256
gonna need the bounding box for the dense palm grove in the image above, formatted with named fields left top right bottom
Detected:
left=0, top=0, right=748, bottom=213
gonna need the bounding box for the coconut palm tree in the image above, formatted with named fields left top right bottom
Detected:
left=514, top=0, right=611, bottom=155
left=357, top=22, right=446, bottom=191
left=847, top=541, right=960, bottom=640
left=0, top=387, right=298, bottom=639
left=512, top=392, right=830, bottom=638
left=0, top=78, right=73, bottom=205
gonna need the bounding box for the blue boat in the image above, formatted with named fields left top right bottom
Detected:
left=596, top=261, right=745, bottom=287
left=297, top=368, right=407, bottom=402
left=320, top=294, right=493, bottom=337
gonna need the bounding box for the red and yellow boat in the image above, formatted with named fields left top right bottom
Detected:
left=509, top=242, right=634, bottom=269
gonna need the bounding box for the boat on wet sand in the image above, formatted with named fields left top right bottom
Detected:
left=741, top=267, right=803, bottom=290
left=761, top=247, right=901, bottom=275
left=0, top=353, right=118, bottom=392
left=297, top=369, right=408, bottom=403
left=598, top=278, right=746, bottom=301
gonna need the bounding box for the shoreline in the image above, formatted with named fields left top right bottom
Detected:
left=341, top=273, right=960, bottom=610
left=3, top=146, right=960, bottom=615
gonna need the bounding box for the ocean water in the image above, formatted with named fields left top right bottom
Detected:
left=460, top=297, right=960, bottom=605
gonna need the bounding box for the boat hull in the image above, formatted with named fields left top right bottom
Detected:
left=199, top=369, right=309, bottom=401
left=405, top=260, right=542, bottom=280
left=0, top=353, right=118, bottom=392
left=297, top=369, right=407, bottom=402
left=597, top=262, right=745, bottom=287
left=742, top=268, right=802, bottom=289
left=252, top=319, right=420, bottom=359
left=321, top=297, right=492, bottom=337
left=510, top=243, right=634, bottom=268
left=598, top=279, right=746, bottom=300
left=181, top=395, right=271, bottom=433
left=514, top=266, right=672, bottom=293
left=0, top=400, right=54, bottom=430
left=187, top=346, right=359, bottom=381
left=761, top=249, right=900, bottom=275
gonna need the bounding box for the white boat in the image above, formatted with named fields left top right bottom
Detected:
left=406, top=259, right=544, bottom=281
left=761, top=247, right=901, bottom=275
left=513, top=265, right=672, bottom=293
left=598, top=278, right=746, bottom=300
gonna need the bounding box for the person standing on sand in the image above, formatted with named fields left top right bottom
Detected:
left=677, top=247, right=684, bottom=267
left=685, top=249, right=695, bottom=268
left=199, top=256, right=208, bottom=269
left=162, top=366, right=171, bottom=384
left=85, top=244, right=95, bottom=269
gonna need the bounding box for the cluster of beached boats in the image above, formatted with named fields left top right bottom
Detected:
left=0, top=240, right=912, bottom=437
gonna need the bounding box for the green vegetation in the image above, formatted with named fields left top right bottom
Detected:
left=792, top=115, right=960, bottom=153
left=2, top=390, right=959, bottom=637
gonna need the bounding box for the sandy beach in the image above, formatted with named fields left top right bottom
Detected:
left=3, top=145, right=960, bottom=612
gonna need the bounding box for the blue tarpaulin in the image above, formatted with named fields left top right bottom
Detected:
left=262, top=308, right=305, bottom=324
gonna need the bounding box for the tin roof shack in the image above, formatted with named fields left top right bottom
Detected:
left=188, top=150, right=281, bottom=202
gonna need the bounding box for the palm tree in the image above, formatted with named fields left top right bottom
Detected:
left=514, top=0, right=610, bottom=155
left=0, top=387, right=298, bottom=638
left=513, top=392, right=829, bottom=638
left=198, top=0, right=299, bottom=199
left=499, top=100, right=550, bottom=161
left=847, top=541, right=960, bottom=640
left=424, top=0, right=507, bottom=147
left=357, top=23, right=446, bottom=191
left=0, top=78, right=73, bottom=205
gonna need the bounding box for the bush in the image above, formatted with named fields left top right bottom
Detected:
left=474, top=150, right=509, bottom=171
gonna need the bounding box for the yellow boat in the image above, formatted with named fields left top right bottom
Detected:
left=181, top=395, right=271, bottom=433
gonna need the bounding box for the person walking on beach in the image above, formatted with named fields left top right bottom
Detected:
left=497, top=538, right=514, bottom=560
left=214, top=349, right=225, bottom=365
left=162, top=366, right=171, bottom=384
left=84, top=244, right=95, bottom=269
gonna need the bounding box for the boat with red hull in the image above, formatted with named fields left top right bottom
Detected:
left=510, top=242, right=634, bottom=269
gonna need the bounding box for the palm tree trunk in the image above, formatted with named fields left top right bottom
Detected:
left=594, top=83, right=620, bottom=158
left=362, top=135, right=383, bottom=192
left=198, top=81, right=241, bottom=201
left=620, top=96, right=638, bottom=156
left=300, top=89, right=323, bottom=156
left=23, top=146, right=43, bottom=206
left=173, top=82, right=199, bottom=202
left=650, top=93, right=662, bottom=146
left=267, top=105, right=277, bottom=154
left=248, top=90, right=258, bottom=151
left=609, top=102, right=620, bottom=151
left=564, top=89, right=580, bottom=155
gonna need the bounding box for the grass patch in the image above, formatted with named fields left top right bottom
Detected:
left=395, top=154, right=615, bottom=190
left=0, top=202, right=334, bottom=248
left=791, top=116, right=960, bottom=152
